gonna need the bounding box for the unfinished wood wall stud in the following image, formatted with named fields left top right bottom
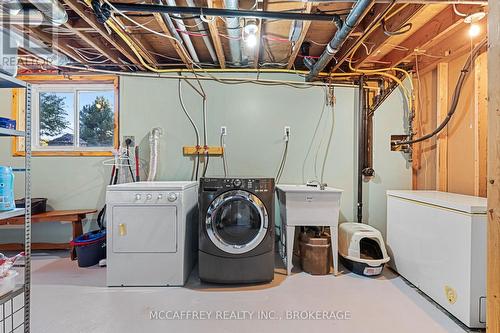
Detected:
left=474, top=52, right=488, bottom=198
left=487, top=0, right=500, bottom=330
left=436, top=63, right=448, bottom=192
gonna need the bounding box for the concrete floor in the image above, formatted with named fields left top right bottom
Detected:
left=26, top=251, right=468, bottom=333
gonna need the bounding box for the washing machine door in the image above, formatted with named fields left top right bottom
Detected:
left=206, top=190, right=268, bottom=254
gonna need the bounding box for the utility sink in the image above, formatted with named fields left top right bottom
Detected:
left=276, top=184, right=343, bottom=227
left=276, top=184, right=343, bottom=275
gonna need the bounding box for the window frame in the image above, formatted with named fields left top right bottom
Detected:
left=12, top=75, right=119, bottom=157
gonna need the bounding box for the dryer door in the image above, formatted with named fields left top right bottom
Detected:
left=206, top=190, right=268, bottom=254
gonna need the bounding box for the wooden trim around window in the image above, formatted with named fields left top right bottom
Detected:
left=12, top=75, right=119, bottom=157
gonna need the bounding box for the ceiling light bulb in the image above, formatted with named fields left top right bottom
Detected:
left=245, top=34, right=257, bottom=48
left=244, top=20, right=259, bottom=35
left=469, top=23, right=481, bottom=38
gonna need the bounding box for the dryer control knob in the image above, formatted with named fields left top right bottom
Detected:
left=167, top=193, right=178, bottom=202
left=135, top=194, right=141, bottom=200
left=233, top=179, right=242, bottom=187
left=146, top=194, right=153, bottom=200
left=157, top=194, right=163, bottom=200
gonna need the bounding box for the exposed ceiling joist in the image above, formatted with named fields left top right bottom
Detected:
left=329, top=2, right=395, bottom=73
left=253, top=0, right=265, bottom=69
left=417, top=19, right=487, bottom=74
left=207, top=0, right=226, bottom=69
left=24, top=27, right=84, bottom=64
left=286, top=2, right=313, bottom=70
left=353, top=3, right=425, bottom=69
left=152, top=13, right=192, bottom=68
left=63, top=21, right=125, bottom=66
left=113, top=17, right=159, bottom=66
left=380, top=4, right=481, bottom=67
left=62, top=0, right=143, bottom=69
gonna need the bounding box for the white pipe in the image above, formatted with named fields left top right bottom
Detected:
left=0, top=9, right=45, bottom=26
left=26, top=0, right=68, bottom=26
left=147, top=128, right=162, bottom=181
left=224, top=0, right=242, bottom=65
left=185, top=0, right=218, bottom=64
left=1, top=26, right=70, bottom=66
left=164, top=0, right=200, bottom=63
left=1, top=0, right=23, bottom=15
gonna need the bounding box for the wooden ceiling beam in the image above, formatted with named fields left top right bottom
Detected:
left=286, top=2, right=313, bottom=70
left=62, top=0, right=142, bottom=68
left=329, top=2, right=389, bottom=73
left=23, top=27, right=83, bottom=63
left=113, top=17, right=159, bottom=66
left=253, top=0, right=265, bottom=69
left=153, top=13, right=192, bottom=68
left=353, top=3, right=424, bottom=69
left=417, top=20, right=487, bottom=74
left=63, top=21, right=125, bottom=65
left=380, top=4, right=481, bottom=67
left=207, top=0, right=226, bottom=69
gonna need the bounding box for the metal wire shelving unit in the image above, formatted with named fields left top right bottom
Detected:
left=0, top=72, right=32, bottom=333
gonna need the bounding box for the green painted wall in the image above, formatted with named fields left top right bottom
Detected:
left=0, top=73, right=411, bottom=244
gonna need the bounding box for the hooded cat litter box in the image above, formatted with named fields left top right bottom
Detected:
left=338, top=223, right=390, bottom=276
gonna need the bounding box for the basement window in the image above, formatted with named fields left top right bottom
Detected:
left=12, top=76, right=119, bottom=156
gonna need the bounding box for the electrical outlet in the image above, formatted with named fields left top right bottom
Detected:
left=220, top=126, right=227, bottom=136
left=123, top=136, right=135, bottom=147
left=284, top=126, right=291, bottom=140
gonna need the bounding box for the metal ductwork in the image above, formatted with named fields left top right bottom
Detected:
left=306, top=0, right=374, bottom=81
left=0, top=9, right=46, bottom=26
left=185, top=0, right=218, bottom=64
left=1, top=26, right=70, bottom=68
left=164, top=0, right=200, bottom=63
left=223, top=0, right=242, bottom=65
left=1, top=0, right=23, bottom=15
left=1, top=0, right=68, bottom=26
left=26, top=0, right=68, bottom=26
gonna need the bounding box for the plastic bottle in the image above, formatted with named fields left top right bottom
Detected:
left=0, top=166, right=15, bottom=211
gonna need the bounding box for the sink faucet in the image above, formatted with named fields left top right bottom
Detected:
left=306, top=180, right=327, bottom=190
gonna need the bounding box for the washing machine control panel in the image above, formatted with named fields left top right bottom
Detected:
left=201, top=178, right=274, bottom=193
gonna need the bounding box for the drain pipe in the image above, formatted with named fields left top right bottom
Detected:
left=164, top=0, right=200, bottom=63
left=306, top=0, right=374, bottom=81
left=185, top=0, right=218, bottom=64
left=357, top=76, right=365, bottom=223
left=26, top=0, right=68, bottom=26
left=223, top=0, right=242, bottom=65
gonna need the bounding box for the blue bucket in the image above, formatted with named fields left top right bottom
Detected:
left=0, top=166, right=15, bottom=211
left=71, top=230, right=106, bottom=267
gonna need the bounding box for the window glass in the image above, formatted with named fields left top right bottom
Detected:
left=78, top=91, right=115, bottom=147
left=38, top=92, right=74, bottom=147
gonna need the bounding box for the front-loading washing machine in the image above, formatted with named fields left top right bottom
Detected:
left=198, top=177, right=275, bottom=284
left=106, top=181, right=198, bottom=286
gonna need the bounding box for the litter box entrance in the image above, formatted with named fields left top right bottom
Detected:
left=359, top=238, right=383, bottom=260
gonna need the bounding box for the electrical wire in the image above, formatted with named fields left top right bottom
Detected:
left=220, top=132, right=228, bottom=177
left=202, top=154, right=209, bottom=177
left=276, top=139, right=289, bottom=184
left=381, top=18, right=412, bottom=36
left=320, top=89, right=335, bottom=184
left=178, top=79, right=202, bottom=180
left=302, top=87, right=328, bottom=184
left=394, top=38, right=487, bottom=146
left=453, top=4, right=468, bottom=17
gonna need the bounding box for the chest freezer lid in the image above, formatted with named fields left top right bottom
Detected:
left=107, top=181, right=198, bottom=191
left=387, top=190, right=487, bottom=214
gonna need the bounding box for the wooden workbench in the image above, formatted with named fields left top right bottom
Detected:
left=0, top=209, right=97, bottom=260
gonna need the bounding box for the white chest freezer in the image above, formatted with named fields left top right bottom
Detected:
left=386, top=190, right=487, bottom=328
